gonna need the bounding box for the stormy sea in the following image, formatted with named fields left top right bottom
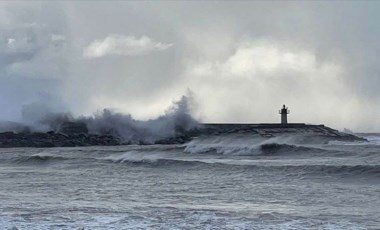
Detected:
left=0, top=133, right=379, bottom=229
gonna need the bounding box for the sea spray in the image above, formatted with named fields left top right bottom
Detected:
left=83, top=95, right=198, bottom=143
left=12, top=95, right=199, bottom=144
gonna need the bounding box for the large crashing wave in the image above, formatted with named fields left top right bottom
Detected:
left=84, top=95, right=197, bottom=143
left=7, top=95, right=198, bottom=144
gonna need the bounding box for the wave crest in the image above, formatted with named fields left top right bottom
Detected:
left=183, top=134, right=325, bottom=155
left=14, top=153, right=69, bottom=164
left=101, top=151, right=380, bottom=177
left=103, top=151, right=200, bottom=166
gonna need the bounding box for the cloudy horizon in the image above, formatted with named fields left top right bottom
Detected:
left=0, top=1, right=380, bottom=132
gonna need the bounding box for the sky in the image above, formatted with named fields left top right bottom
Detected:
left=0, top=1, right=380, bottom=132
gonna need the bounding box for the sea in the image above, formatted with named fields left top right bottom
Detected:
left=0, top=134, right=379, bottom=229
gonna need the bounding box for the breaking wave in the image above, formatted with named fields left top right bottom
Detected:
left=6, top=146, right=380, bottom=178
left=13, top=94, right=198, bottom=144
left=14, top=153, right=70, bottom=164
left=106, top=153, right=380, bottom=177
left=102, top=151, right=201, bottom=166
left=102, top=151, right=380, bottom=177
left=183, top=134, right=329, bottom=155
left=260, top=143, right=318, bottom=154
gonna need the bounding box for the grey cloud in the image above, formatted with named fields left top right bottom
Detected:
left=0, top=2, right=68, bottom=121
left=0, top=1, right=380, bottom=131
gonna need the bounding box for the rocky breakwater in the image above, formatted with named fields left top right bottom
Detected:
left=0, top=122, right=366, bottom=148
left=0, top=122, right=122, bottom=148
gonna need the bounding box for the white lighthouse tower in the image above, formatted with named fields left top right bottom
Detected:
left=279, top=105, right=290, bottom=124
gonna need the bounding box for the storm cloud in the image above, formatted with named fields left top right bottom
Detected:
left=0, top=1, right=380, bottom=131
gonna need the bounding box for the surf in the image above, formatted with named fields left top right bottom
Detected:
left=183, top=134, right=333, bottom=156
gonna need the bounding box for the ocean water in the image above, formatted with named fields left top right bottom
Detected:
left=0, top=134, right=379, bottom=229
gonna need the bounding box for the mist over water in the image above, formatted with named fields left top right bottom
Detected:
left=83, top=95, right=198, bottom=143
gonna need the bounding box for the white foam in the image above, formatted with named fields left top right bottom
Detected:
left=329, top=135, right=380, bottom=146
left=365, top=136, right=380, bottom=145
left=103, top=151, right=163, bottom=164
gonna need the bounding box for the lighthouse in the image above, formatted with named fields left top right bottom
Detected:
left=279, top=105, right=290, bottom=124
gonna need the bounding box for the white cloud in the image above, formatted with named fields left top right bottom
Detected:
left=221, top=42, right=317, bottom=76
left=188, top=40, right=319, bottom=78
left=83, top=34, right=173, bottom=58
left=181, top=39, right=360, bottom=129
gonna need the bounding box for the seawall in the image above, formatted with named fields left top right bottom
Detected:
left=0, top=122, right=365, bottom=147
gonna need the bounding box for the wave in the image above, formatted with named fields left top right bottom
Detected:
left=328, top=134, right=380, bottom=146
left=102, top=151, right=201, bottom=166
left=7, top=148, right=380, bottom=178
left=102, top=151, right=380, bottom=177
left=267, top=164, right=380, bottom=177
left=14, top=153, right=70, bottom=164
left=183, top=134, right=328, bottom=155
left=361, top=135, right=380, bottom=145
left=260, top=143, right=318, bottom=154
left=18, top=94, right=198, bottom=144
